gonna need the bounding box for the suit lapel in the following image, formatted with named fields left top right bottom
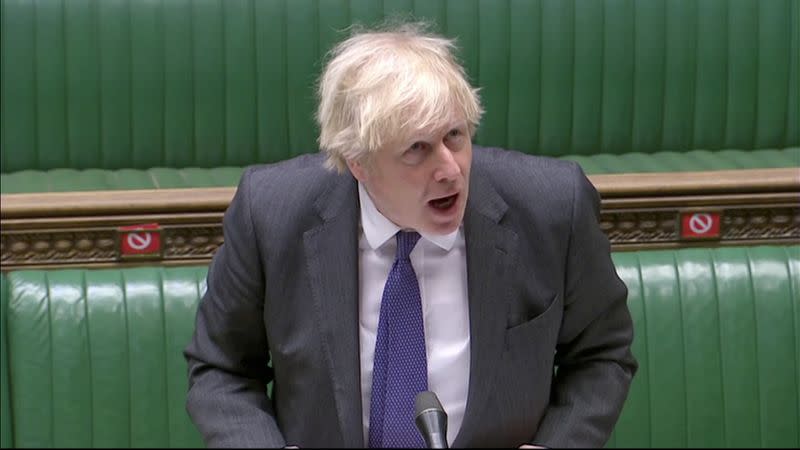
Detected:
left=303, top=176, right=364, bottom=447
left=453, top=170, right=518, bottom=447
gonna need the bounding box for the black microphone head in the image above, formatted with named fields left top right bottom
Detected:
left=415, top=391, right=445, bottom=418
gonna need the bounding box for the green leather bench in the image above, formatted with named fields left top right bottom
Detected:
left=0, top=266, right=206, bottom=448
left=2, top=245, right=798, bottom=447
left=2, top=0, right=797, bottom=193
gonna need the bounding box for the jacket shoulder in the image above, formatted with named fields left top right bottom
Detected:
left=472, top=146, right=589, bottom=204
left=241, top=153, right=335, bottom=194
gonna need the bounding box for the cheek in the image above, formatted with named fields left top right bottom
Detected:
left=381, top=176, right=419, bottom=211
left=404, top=183, right=426, bottom=208
left=457, top=159, right=471, bottom=179
left=456, top=146, right=472, bottom=171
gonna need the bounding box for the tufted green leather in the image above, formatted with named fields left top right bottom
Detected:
left=2, top=147, right=797, bottom=193
left=1, top=274, right=11, bottom=449
left=1, top=266, right=208, bottom=448
left=2, top=0, right=797, bottom=177
left=608, top=245, right=800, bottom=448
left=1, top=245, right=798, bottom=447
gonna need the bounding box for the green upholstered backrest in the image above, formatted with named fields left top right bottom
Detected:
left=1, top=245, right=798, bottom=447
left=1, top=274, right=12, bottom=449
left=0, top=266, right=208, bottom=448
left=608, top=245, right=800, bottom=448
left=2, top=0, right=798, bottom=173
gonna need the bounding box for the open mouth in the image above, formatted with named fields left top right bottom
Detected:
left=428, top=193, right=458, bottom=211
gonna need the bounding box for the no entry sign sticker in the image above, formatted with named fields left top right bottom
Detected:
left=118, top=223, right=162, bottom=258
left=680, top=212, right=722, bottom=240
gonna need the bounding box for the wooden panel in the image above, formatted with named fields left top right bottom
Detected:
left=2, top=168, right=798, bottom=269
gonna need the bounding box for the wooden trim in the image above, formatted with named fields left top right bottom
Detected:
left=4, top=168, right=797, bottom=219
left=602, top=191, right=799, bottom=209
left=1, top=187, right=233, bottom=218
left=2, top=168, right=799, bottom=269
left=1, top=212, right=224, bottom=230
left=591, top=167, right=800, bottom=197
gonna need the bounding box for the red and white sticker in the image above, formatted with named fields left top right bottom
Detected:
left=680, top=212, right=721, bottom=239
left=119, top=223, right=161, bottom=256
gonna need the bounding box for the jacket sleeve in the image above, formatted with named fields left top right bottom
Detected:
left=533, top=163, right=639, bottom=448
left=183, top=168, right=286, bottom=448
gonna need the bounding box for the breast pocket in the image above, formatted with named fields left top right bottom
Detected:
left=505, top=293, right=562, bottom=352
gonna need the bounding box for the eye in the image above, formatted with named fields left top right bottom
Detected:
left=401, top=141, right=428, bottom=165
left=444, top=128, right=466, bottom=150
left=445, top=128, right=464, bottom=144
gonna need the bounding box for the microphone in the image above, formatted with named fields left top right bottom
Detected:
left=415, top=391, right=448, bottom=449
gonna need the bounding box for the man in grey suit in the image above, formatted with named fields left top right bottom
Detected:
left=184, top=22, right=637, bottom=448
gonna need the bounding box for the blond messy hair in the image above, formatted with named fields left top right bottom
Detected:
left=316, top=21, right=484, bottom=172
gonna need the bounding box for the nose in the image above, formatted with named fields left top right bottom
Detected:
left=432, top=141, right=460, bottom=183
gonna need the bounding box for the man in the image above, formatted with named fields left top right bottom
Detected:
left=184, top=22, right=637, bottom=448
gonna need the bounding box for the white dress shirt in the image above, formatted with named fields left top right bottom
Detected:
left=357, top=182, right=471, bottom=447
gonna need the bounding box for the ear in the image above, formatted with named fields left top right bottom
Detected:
left=346, top=158, right=368, bottom=183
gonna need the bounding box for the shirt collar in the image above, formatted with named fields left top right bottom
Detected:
left=357, top=181, right=460, bottom=251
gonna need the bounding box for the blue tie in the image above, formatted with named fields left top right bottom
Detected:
left=368, top=231, right=428, bottom=448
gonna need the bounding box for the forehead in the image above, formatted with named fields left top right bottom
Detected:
left=403, top=115, right=467, bottom=141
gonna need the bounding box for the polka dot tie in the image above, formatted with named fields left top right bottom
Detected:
left=368, top=231, right=428, bottom=448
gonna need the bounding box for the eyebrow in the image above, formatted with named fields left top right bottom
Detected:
left=406, top=122, right=465, bottom=143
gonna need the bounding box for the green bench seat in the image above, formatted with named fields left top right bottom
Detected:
left=2, top=244, right=798, bottom=447
left=2, top=147, right=797, bottom=193
left=2, top=0, right=797, bottom=194
left=0, top=267, right=207, bottom=448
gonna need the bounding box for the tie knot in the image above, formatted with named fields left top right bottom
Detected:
left=395, top=231, right=420, bottom=260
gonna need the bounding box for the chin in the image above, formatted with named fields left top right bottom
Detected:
left=423, top=214, right=464, bottom=235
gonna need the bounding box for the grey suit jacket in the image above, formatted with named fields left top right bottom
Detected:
left=184, top=146, right=638, bottom=448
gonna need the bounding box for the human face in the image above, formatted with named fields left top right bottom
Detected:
left=347, top=118, right=472, bottom=235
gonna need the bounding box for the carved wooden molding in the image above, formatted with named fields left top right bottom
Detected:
left=2, top=168, right=798, bottom=270
left=600, top=200, right=799, bottom=251
left=1, top=214, right=224, bottom=269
